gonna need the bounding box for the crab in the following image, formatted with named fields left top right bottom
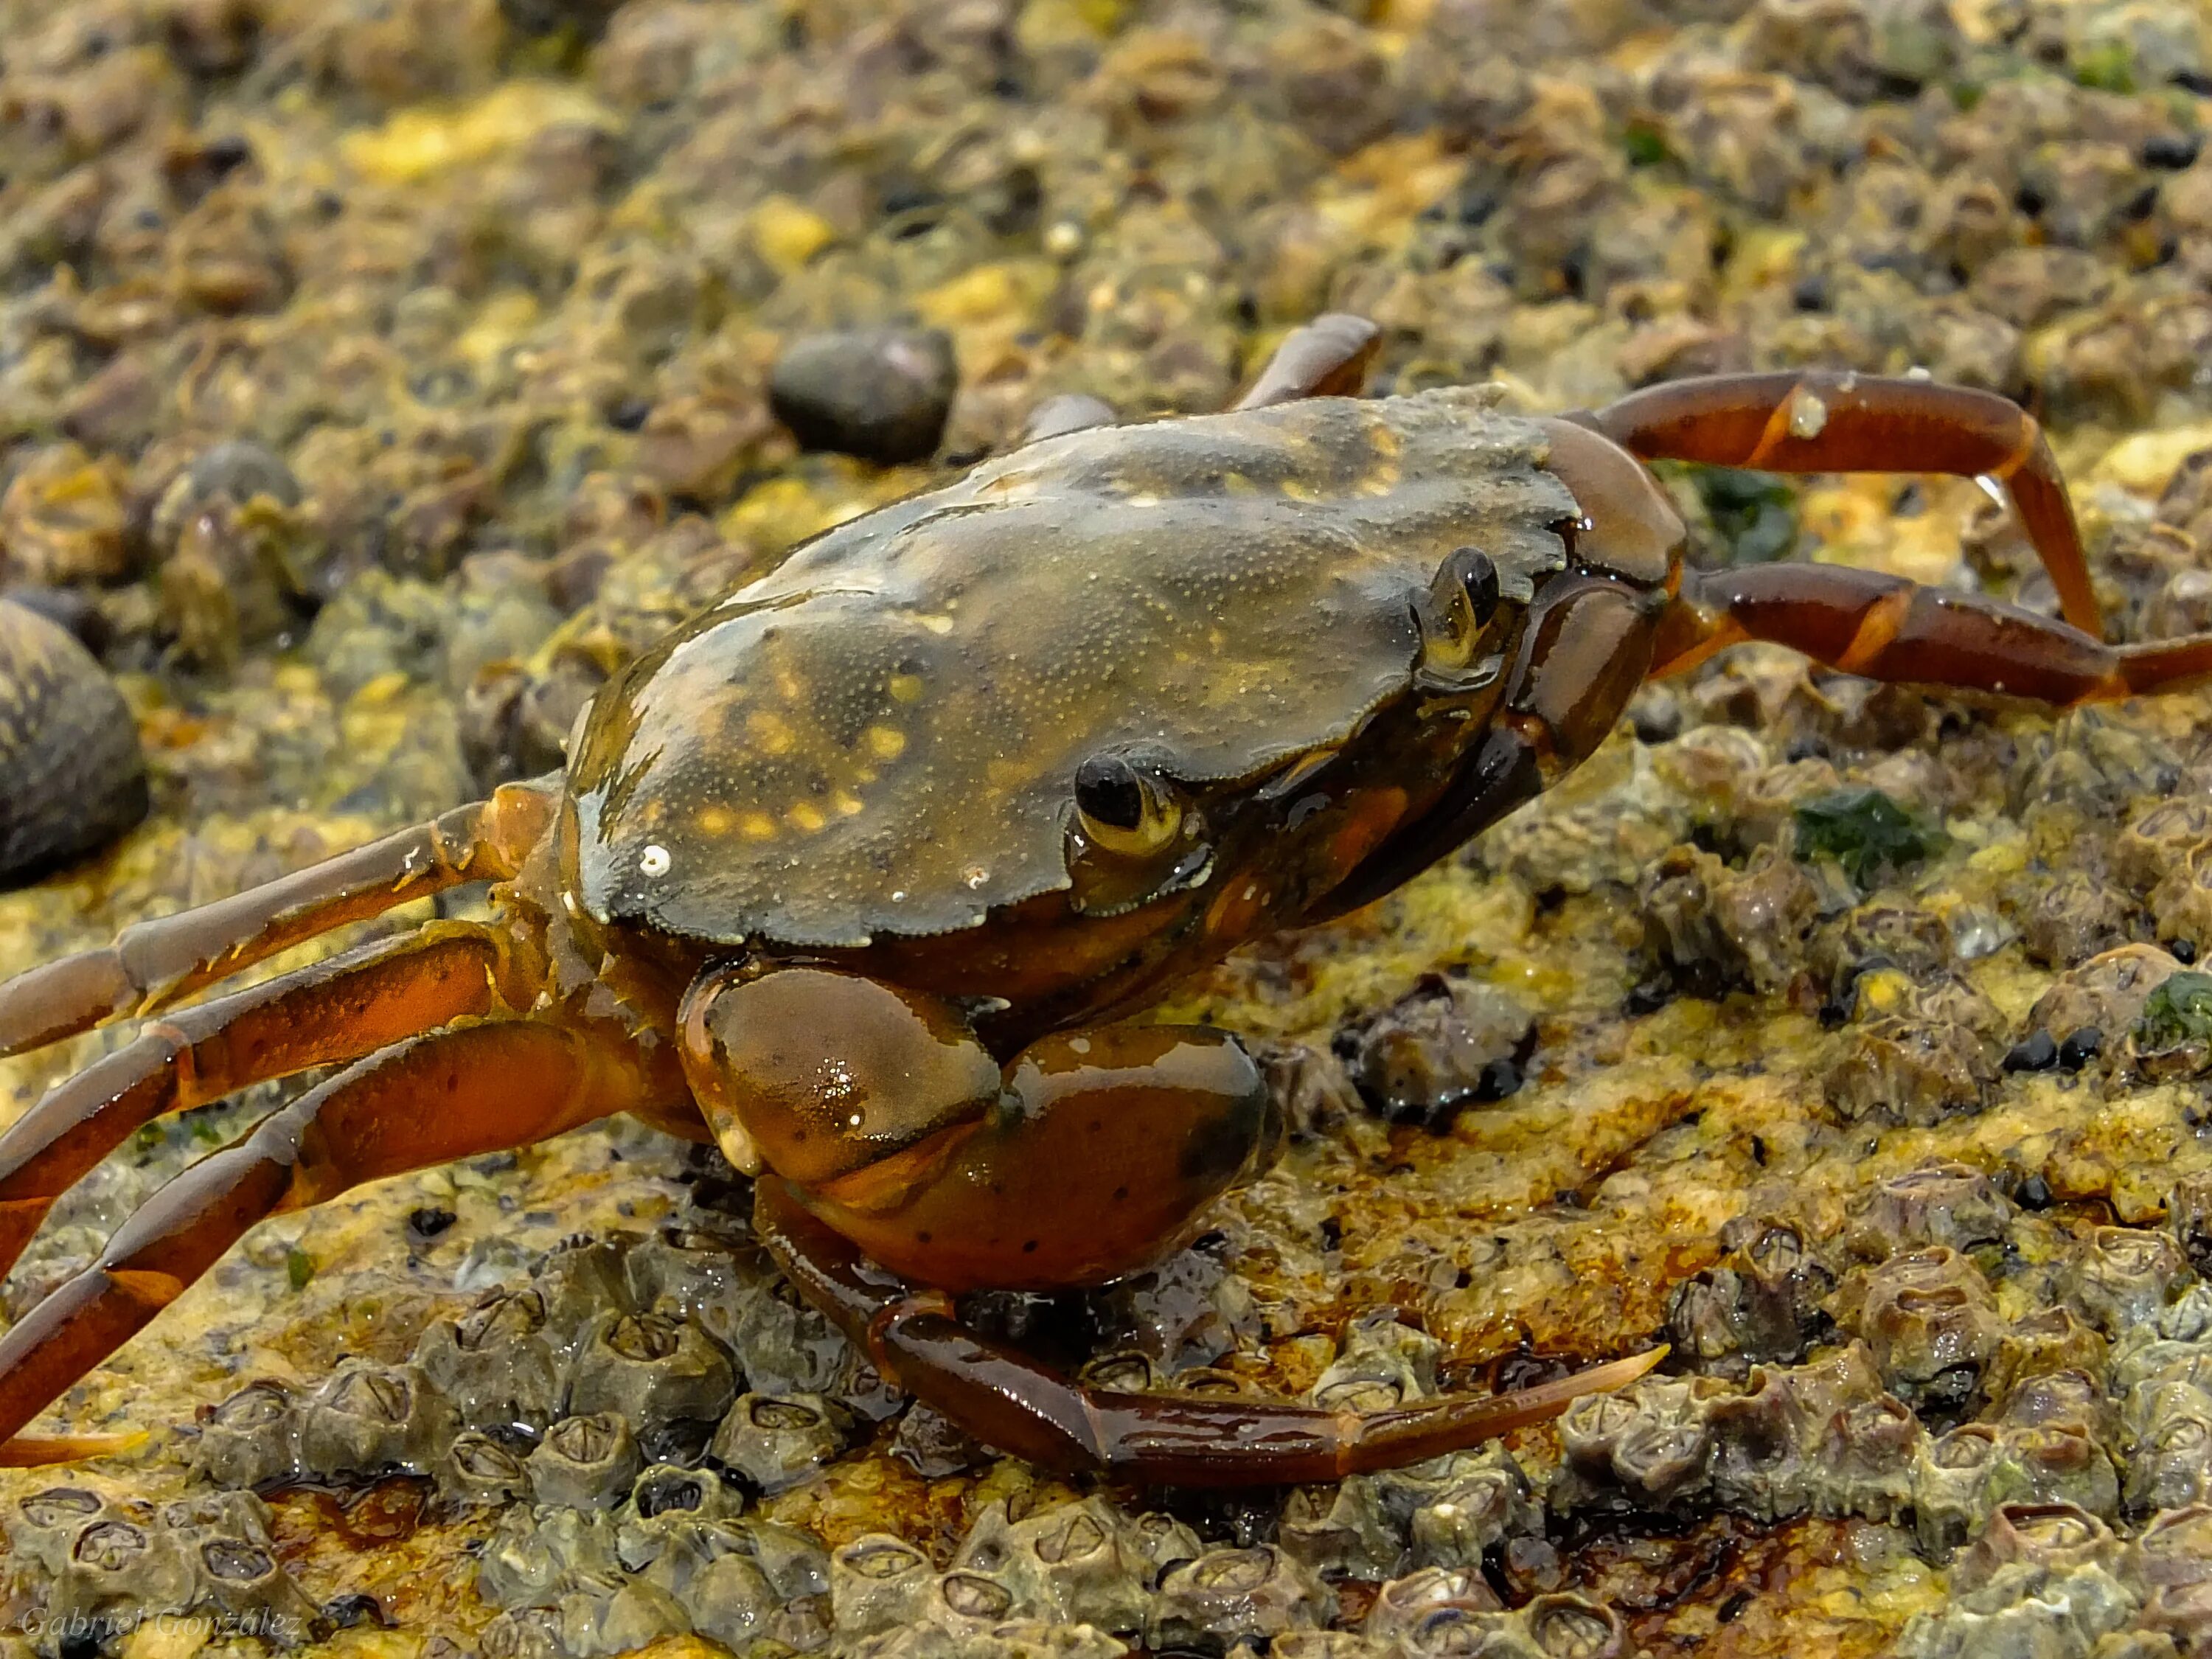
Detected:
left=0, top=315, right=2202, bottom=1487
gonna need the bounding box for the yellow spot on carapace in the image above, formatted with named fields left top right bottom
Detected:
left=917, top=613, right=956, bottom=635
left=697, top=806, right=732, bottom=835
left=1357, top=463, right=1402, bottom=497
left=888, top=673, right=925, bottom=703
left=787, top=802, right=827, bottom=833
left=747, top=711, right=797, bottom=754
left=1222, top=471, right=1259, bottom=495
left=834, top=791, right=866, bottom=817
left=1281, top=478, right=1320, bottom=501
left=866, top=726, right=908, bottom=760
left=740, top=812, right=778, bottom=841
left=1371, top=422, right=1402, bottom=457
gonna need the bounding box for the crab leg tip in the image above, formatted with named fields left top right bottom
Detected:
left=0, top=1428, right=150, bottom=1467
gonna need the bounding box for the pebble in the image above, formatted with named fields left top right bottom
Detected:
left=769, top=328, right=959, bottom=465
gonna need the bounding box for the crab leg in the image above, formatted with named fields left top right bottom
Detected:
left=0, top=1017, right=658, bottom=1458
left=0, top=779, right=557, bottom=1060
left=759, top=1180, right=1662, bottom=1486
left=1589, top=372, right=2104, bottom=638
left=0, top=925, right=523, bottom=1284
left=1652, top=562, right=2212, bottom=702
left=1235, top=313, right=1382, bottom=409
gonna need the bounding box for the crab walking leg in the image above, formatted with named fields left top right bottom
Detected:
left=0, top=1018, right=653, bottom=1458
left=759, top=1181, right=1663, bottom=1486
left=0, top=779, right=557, bottom=1061
left=0, top=925, right=524, bottom=1284
left=1652, top=563, right=2212, bottom=702
left=1235, top=313, right=1382, bottom=410
left=1588, top=372, right=2104, bottom=638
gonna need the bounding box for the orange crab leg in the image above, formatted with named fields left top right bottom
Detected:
left=0, top=779, right=556, bottom=1060
left=0, top=1018, right=655, bottom=1458
left=0, top=925, right=521, bottom=1284
left=1590, top=372, right=2103, bottom=638
left=1652, top=563, right=2212, bottom=702
left=758, top=1180, right=1663, bottom=1486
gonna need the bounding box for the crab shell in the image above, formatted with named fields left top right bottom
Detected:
left=567, top=386, right=1579, bottom=952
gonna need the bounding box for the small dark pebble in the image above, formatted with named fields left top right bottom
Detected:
left=2003, top=1030, right=2059, bottom=1072
left=2017, top=1173, right=2053, bottom=1210
left=769, top=327, right=959, bottom=465
left=2144, top=133, right=2202, bottom=169
left=608, top=396, right=652, bottom=432
left=2058, top=1027, right=2104, bottom=1070
left=2175, top=940, right=2199, bottom=965
left=406, top=1207, right=457, bottom=1241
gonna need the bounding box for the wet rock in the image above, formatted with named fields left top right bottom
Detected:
left=0, top=599, right=148, bottom=883
left=707, top=1392, right=847, bottom=1495
left=1344, top=973, right=1532, bottom=1125
left=770, top=328, right=959, bottom=466
left=528, top=1413, right=644, bottom=1510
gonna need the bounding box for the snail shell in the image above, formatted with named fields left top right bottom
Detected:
left=0, top=598, right=147, bottom=885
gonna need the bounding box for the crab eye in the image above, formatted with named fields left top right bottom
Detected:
left=1417, top=545, right=1505, bottom=684
left=1074, top=754, right=1183, bottom=857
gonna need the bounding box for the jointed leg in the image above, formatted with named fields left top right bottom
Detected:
left=0, top=924, right=524, bottom=1282
left=759, top=1181, right=1662, bottom=1486
left=0, top=1018, right=653, bottom=1457
left=1590, top=372, right=2104, bottom=638
left=1235, top=313, right=1382, bottom=410
left=1653, top=563, right=2212, bottom=703
left=0, top=779, right=556, bottom=1060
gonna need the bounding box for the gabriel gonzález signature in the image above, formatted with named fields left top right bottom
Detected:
left=13, top=1607, right=307, bottom=1644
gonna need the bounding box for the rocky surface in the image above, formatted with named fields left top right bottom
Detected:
left=13, top=0, right=2212, bottom=1655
